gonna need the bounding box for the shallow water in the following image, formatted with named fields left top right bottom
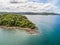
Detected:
left=0, top=15, right=60, bottom=45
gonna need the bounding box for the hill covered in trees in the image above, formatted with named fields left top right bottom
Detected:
left=0, top=12, right=60, bottom=15
left=0, top=13, right=37, bottom=30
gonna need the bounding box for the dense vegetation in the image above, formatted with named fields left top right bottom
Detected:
left=0, top=13, right=36, bottom=29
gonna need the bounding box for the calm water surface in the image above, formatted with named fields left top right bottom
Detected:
left=0, top=15, right=60, bottom=45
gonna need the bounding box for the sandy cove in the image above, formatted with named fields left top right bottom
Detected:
left=0, top=26, right=39, bottom=34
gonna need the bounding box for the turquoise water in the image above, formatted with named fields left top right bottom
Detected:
left=0, top=15, right=60, bottom=45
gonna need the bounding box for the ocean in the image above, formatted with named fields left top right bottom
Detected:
left=0, top=15, right=60, bottom=45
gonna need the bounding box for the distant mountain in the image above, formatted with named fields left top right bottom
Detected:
left=0, top=12, right=60, bottom=15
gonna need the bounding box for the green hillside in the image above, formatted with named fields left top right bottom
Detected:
left=0, top=13, right=36, bottom=29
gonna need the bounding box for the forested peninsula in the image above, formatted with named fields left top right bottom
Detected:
left=0, top=13, right=38, bottom=34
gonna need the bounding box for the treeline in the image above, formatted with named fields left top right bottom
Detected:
left=0, top=13, right=36, bottom=29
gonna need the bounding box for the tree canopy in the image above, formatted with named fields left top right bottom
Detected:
left=0, top=13, right=36, bottom=29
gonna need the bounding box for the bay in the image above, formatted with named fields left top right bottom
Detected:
left=0, top=15, right=60, bottom=45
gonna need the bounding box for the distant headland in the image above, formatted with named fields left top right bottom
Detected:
left=0, top=12, right=60, bottom=15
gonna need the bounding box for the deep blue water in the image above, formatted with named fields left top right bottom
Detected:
left=0, top=15, right=60, bottom=45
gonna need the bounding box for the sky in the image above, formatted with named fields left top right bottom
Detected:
left=0, top=0, right=60, bottom=13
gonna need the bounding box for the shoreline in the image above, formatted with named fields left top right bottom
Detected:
left=0, top=26, right=39, bottom=34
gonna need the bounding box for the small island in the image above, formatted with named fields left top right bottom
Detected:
left=0, top=13, right=38, bottom=34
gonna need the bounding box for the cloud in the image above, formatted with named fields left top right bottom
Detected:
left=47, top=0, right=58, bottom=5
left=0, top=0, right=59, bottom=13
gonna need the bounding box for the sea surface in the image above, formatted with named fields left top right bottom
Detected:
left=0, top=15, right=60, bottom=45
